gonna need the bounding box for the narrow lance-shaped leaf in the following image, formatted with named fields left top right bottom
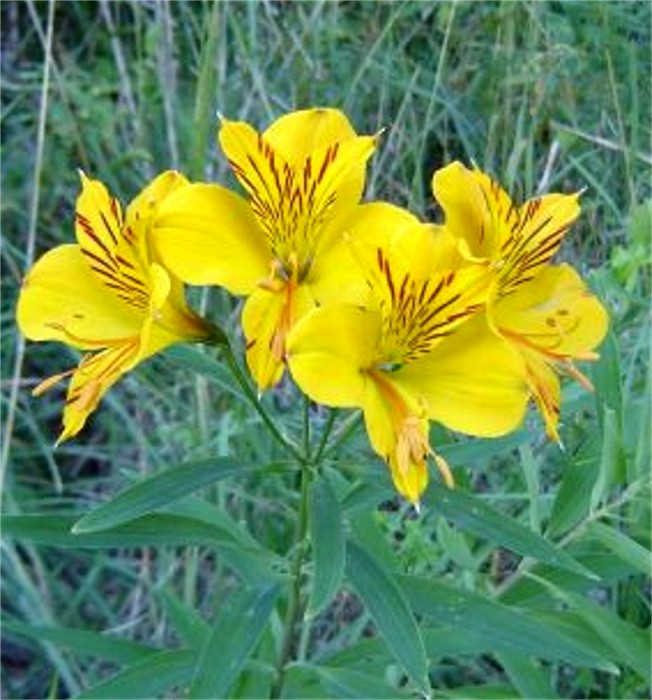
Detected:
left=346, top=541, right=430, bottom=694
left=584, top=521, right=651, bottom=575
left=307, top=475, right=345, bottom=618
left=78, top=649, right=196, bottom=699
left=3, top=620, right=160, bottom=665
left=425, top=481, right=596, bottom=578
left=399, top=574, right=618, bottom=672
left=188, top=584, right=280, bottom=699
left=73, top=458, right=265, bottom=533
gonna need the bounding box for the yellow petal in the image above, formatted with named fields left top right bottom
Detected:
left=153, top=183, right=271, bottom=294
left=242, top=282, right=316, bottom=391
left=397, top=314, right=528, bottom=437
left=499, top=192, right=580, bottom=294
left=218, top=116, right=376, bottom=263
left=146, top=262, right=211, bottom=346
left=125, top=169, right=189, bottom=224
left=17, top=245, right=143, bottom=348
left=75, top=172, right=152, bottom=309
left=262, top=108, right=357, bottom=166
left=58, top=339, right=140, bottom=443
left=362, top=372, right=430, bottom=504
left=431, top=161, right=506, bottom=260
left=491, top=263, right=609, bottom=360
left=287, top=304, right=382, bottom=406
left=520, top=348, right=562, bottom=443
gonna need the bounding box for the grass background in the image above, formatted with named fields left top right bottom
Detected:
left=1, top=1, right=650, bottom=698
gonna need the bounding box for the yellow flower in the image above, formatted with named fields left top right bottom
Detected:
left=17, top=171, right=211, bottom=443
left=488, top=264, right=608, bottom=442
left=287, top=205, right=528, bottom=505
left=152, top=108, right=377, bottom=390
left=431, top=161, right=608, bottom=441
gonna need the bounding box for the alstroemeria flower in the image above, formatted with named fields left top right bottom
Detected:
left=152, top=108, right=377, bottom=390
left=287, top=206, right=529, bottom=505
left=432, top=162, right=608, bottom=441
left=17, top=171, right=211, bottom=442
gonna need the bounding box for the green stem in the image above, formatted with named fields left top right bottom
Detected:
left=220, top=343, right=305, bottom=464
left=270, top=461, right=312, bottom=699
left=313, top=408, right=338, bottom=464
left=302, top=395, right=312, bottom=462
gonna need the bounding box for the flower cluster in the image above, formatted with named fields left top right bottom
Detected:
left=17, top=108, right=608, bottom=505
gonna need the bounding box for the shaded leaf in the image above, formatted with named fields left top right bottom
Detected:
left=78, top=649, right=195, bottom=699
left=3, top=620, right=159, bottom=665
left=73, top=458, right=263, bottom=533
left=345, top=542, right=429, bottom=693
left=584, top=521, right=651, bottom=575
left=425, top=482, right=595, bottom=578
left=399, top=574, right=617, bottom=671
left=188, top=584, right=279, bottom=698
left=497, top=652, right=558, bottom=699
left=310, top=664, right=406, bottom=699
left=307, top=476, right=345, bottom=618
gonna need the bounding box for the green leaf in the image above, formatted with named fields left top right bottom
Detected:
left=438, top=430, right=529, bottom=466
left=590, top=407, right=623, bottom=510
left=188, top=584, right=279, bottom=698
left=78, top=649, right=196, bottom=699
left=307, top=476, right=345, bottom=618
left=399, top=574, right=617, bottom=671
left=584, top=521, right=651, bottom=574
left=547, top=453, right=599, bottom=538
left=2, top=513, right=280, bottom=584
left=542, top=583, right=651, bottom=682
left=4, top=513, right=246, bottom=549
left=425, top=482, right=595, bottom=578
left=497, top=652, right=558, bottom=699
left=309, top=665, right=406, bottom=699
left=73, top=458, right=263, bottom=533
left=3, top=620, right=159, bottom=665
left=345, top=542, right=429, bottom=693
left=592, top=327, right=623, bottom=425
left=164, top=345, right=244, bottom=402
left=156, top=588, right=210, bottom=649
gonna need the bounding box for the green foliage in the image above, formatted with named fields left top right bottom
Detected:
left=2, top=2, right=650, bottom=699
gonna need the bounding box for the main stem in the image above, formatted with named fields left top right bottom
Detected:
left=270, top=460, right=311, bottom=699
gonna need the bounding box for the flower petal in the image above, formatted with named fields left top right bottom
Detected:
left=75, top=172, right=153, bottom=310
left=153, top=183, right=270, bottom=294
left=58, top=339, right=141, bottom=443
left=431, top=161, right=507, bottom=260
left=242, top=282, right=316, bottom=391
left=262, top=108, right=357, bottom=166
left=397, top=314, right=529, bottom=437
left=499, top=192, right=580, bottom=294
left=125, top=169, right=189, bottom=224
left=520, top=348, right=562, bottom=443
left=17, top=245, right=143, bottom=348
left=287, top=304, right=382, bottom=406
left=491, top=263, right=608, bottom=359
left=362, top=373, right=429, bottom=504
left=219, top=116, right=375, bottom=263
